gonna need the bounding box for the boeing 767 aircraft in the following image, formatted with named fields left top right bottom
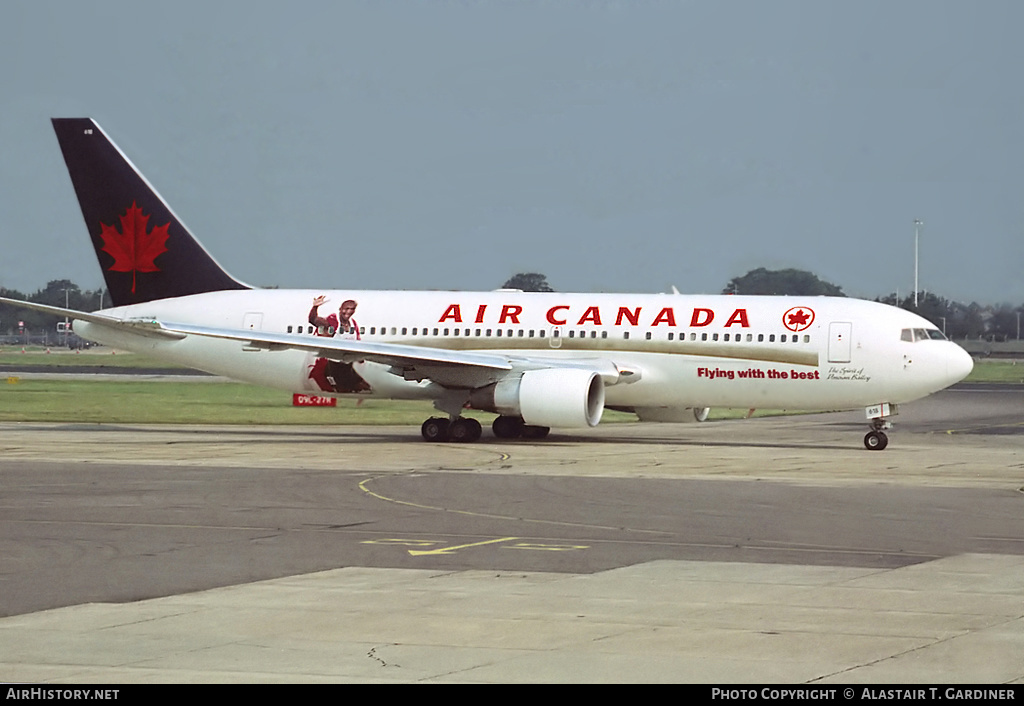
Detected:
left=1, top=118, right=974, bottom=449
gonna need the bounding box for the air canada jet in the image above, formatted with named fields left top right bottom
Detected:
left=1, top=118, right=974, bottom=449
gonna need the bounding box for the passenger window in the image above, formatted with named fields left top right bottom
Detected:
left=645, top=332, right=652, bottom=340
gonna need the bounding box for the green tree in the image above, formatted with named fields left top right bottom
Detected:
left=36, top=279, right=80, bottom=308
left=875, top=291, right=982, bottom=339
left=903, top=292, right=954, bottom=335
left=0, top=280, right=108, bottom=337
left=960, top=303, right=989, bottom=339
left=723, top=268, right=845, bottom=296
left=502, top=273, right=554, bottom=292
left=988, top=304, right=1022, bottom=342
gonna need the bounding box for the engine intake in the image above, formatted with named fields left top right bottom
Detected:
left=469, top=368, right=605, bottom=428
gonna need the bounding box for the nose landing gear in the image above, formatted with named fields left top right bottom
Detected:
left=863, top=403, right=896, bottom=451
left=864, top=428, right=889, bottom=450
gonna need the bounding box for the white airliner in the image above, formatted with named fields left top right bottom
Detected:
left=2, top=118, right=974, bottom=450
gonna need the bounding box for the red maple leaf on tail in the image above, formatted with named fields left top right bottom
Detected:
left=99, top=202, right=170, bottom=293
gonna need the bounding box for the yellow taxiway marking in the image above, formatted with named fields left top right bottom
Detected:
left=358, top=475, right=664, bottom=535
left=408, top=536, right=519, bottom=556
left=507, top=542, right=589, bottom=552
left=361, top=538, right=591, bottom=554
left=360, top=538, right=441, bottom=547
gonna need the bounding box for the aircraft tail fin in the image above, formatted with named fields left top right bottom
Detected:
left=51, top=118, right=250, bottom=307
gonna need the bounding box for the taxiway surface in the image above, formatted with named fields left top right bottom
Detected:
left=1, top=386, right=1022, bottom=682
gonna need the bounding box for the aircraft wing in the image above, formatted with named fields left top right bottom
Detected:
left=0, top=297, right=629, bottom=389
left=161, top=321, right=515, bottom=388
left=159, top=322, right=632, bottom=389
left=0, top=297, right=185, bottom=339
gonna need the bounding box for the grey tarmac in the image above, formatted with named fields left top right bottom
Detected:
left=1, top=387, right=1022, bottom=683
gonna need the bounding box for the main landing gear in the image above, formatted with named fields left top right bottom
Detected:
left=420, top=415, right=549, bottom=443
left=492, top=415, right=550, bottom=440
left=421, top=416, right=482, bottom=443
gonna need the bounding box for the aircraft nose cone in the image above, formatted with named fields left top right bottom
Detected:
left=947, top=345, right=974, bottom=384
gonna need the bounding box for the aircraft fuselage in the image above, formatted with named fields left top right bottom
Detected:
left=75, top=289, right=972, bottom=413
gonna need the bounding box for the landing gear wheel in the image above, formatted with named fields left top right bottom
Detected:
left=521, top=425, right=550, bottom=439
left=492, top=415, right=525, bottom=439
left=864, top=430, right=888, bottom=451
left=421, top=417, right=450, bottom=442
left=449, top=417, right=482, bottom=443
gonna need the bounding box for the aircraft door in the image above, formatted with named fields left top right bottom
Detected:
left=241, top=312, right=264, bottom=352
left=243, top=312, right=263, bottom=331
left=828, top=322, right=852, bottom=363
left=549, top=326, right=562, bottom=348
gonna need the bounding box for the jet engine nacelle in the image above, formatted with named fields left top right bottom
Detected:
left=470, top=368, right=605, bottom=428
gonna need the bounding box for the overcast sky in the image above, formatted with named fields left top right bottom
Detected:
left=2, top=1, right=1022, bottom=304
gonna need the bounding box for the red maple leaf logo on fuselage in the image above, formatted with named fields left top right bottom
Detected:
left=782, top=306, right=815, bottom=332
left=99, top=202, right=170, bottom=294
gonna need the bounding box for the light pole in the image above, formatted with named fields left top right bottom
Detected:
left=913, top=219, right=923, bottom=308
left=61, top=287, right=71, bottom=346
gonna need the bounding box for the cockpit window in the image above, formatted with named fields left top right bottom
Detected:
left=901, top=328, right=947, bottom=342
